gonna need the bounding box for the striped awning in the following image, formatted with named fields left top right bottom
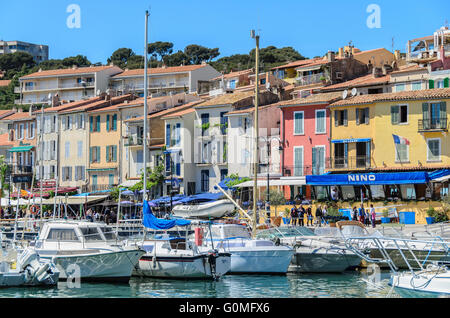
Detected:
left=9, top=146, right=34, bottom=152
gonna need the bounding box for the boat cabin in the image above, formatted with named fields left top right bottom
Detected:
left=35, top=221, right=117, bottom=250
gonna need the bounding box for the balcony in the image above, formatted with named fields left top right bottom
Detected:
left=9, top=165, right=33, bottom=175
left=81, top=184, right=116, bottom=193
left=22, top=81, right=95, bottom=92
left=418, top=118, right=448, bottom=132
left=124, top=135, right=143, bottom=147
left=327, top=156, right=371, bottom=170
left=295, top=73, right=325, bottom=86
left=14, top=87, right=21, bottom=94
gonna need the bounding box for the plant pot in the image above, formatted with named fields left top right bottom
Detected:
left=381, top=217, right=391, bottom=224
left=329, top=222, right=336, bottom=228
left=426, top=217, right=436, bottom=225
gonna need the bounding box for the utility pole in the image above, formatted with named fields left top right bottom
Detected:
left=251, top=30, right=260, bottom=237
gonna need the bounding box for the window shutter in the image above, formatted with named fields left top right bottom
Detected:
left=343, top=110, right=348, bottom=126
left=422, top=102, right=430, bottom=129
left=90, top=116, right=93, bottom=132
left=444, top=78, right=449, bottom=88
left=429, top=79, right=435, bottom=89
left=89, top=147, right=93, bottom=163
left=355, top=109, right=360, bottom=125
left=62, top=167, right=66, bottom=181
left=364, top=108, right=369, bottom=125
left=96, top=116, right=100, bottom=132
left=176, top=162, right=181, bottom=176
left=96, top=146, right=100, bottom=163
left=176, top=123, right=181, bottom=145
left=334, top=111, right=338, bottom=127
left=391, top=105, right=399, bottom=125
left=68, top=167, right=72, bottom=181
left=105, top=145, right=109, bottom=162
left=312, top=148, right=317, bottom=174
left=113, top=145, right=117, bottom=162
left=81, top=166, right=85, bottom=180
left=106, top=115, right=110, bottom=131
left=75, top=166, right=79, bottom=181
left=113, top=114, right=117, bottom=131
left=166, top=124, right=170, bottom=146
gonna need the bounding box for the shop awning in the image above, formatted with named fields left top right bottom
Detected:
left=40, top=195, right=109, bottom=205
left=331, top=138, right=371, bottom=144
left=430, top=169, right=450, bottom=182
left=9, top=146, right=34, bottom=152
left=306, top=172, right=429, bottom=186
left=119, top=179, right=140, bottom=188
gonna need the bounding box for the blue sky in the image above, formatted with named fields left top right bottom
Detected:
left=1, top=0, right=449, bottom=64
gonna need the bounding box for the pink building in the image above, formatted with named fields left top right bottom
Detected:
left=277, top=92, right=342, bottom=200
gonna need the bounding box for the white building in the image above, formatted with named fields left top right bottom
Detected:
left=0, top=40, right=49, bottom=63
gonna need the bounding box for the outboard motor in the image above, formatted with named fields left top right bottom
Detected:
left=207, top=249, right=219, bottom=281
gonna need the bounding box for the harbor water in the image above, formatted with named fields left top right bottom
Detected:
left=0, top=271, right=445, bottom=298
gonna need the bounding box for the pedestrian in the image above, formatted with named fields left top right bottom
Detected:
left=307, top=206, right=313, bottom=226
left=364, top=207, right=370, bottom=226
left=290, top=205, right=299, bottom=226
left=352, top=206, right=358, bottom=221
left=322, top=205, right=328, bottom=225
left=358, top=204, right=365, bottom=224
left=86, top=208, right=93, bottom=222
left=315, top=205, right=323, bottom=227
left=298, top=205, right=305, bottom=227
left=370, top=204, right=376, bottom=228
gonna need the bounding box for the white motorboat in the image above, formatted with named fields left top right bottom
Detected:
left=129, top=234, right=231, bottom=280
left=0, top=248, right=59, bottom=287
left=197, top=223, right=294, bottom=274
left=256, top=226, right=362, bottom=273
left=33, top=221, right=145, bottom=283
left=390, top=264, right=450, bottom=295
left=172, top=199, right=235, bottom=219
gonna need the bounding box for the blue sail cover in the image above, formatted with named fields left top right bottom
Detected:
left=177, top=192, right=224, bottom=203
left=306, top=171, right=430, bottom=186
left=142, top=200, right=191, bottom=230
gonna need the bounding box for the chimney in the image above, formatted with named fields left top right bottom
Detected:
left=394, top=50, right=401, bottom=60
left=327, top=51, right=335, bottom=62
left=18, top=107, right=23, bottom=113
left=72, top=65, right=78, bottom=70
left=338, top=47, right=344, bottom=58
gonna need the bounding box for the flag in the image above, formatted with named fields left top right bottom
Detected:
left=392, top=134, right=410, bottom=145
left=20, top=189, right=31, bottom=197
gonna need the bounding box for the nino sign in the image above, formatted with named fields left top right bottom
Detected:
left=347, top=174, right=376, bottom=183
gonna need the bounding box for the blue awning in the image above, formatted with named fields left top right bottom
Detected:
left=331, top=138, right=371, bottom=144
left=306, top=171, right=430, bottom=186
left=429, top=169, right=450, bottom=181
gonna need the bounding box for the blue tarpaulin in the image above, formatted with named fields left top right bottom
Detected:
left=306, top=171, right=430, bottom=186
left=177, top=192, right=224, bottom=203
left=142, top=200, right=191, bottom=230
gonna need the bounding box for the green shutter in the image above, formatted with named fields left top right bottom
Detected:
left=113, top=114, right=117, bottom=131
left=391, top=105, right=399, bottom=125
left=96, top=116, right=101, bottom=132
left=334, top=110, right=338, bottom=127
left=113, top=145, right=117, bottom=162
left=444, top=78, right=449, bottom=88
left=89, top=147, right=92, bottom=163
left=429, top=79, right=435, bottom=89
left=90, top=116, right=93, bottom=132
left=105, top=146, right=109, bottom=162
left=106, top=115, right=110, bottom=131
left=96, top=146, right=100, bottom=163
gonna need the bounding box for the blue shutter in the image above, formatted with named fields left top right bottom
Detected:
left=96, top=116, right=100, bottom=132
left=113, top=114, right=117, bottom=131
left=113, top=145, right=117, bottom=162
left=176, top=123, right=181, bottom=146
left=106, top=115, right=110, bottom=131
left=176, top=162, right=181, bottom=176
left=96, top=146, right=100, bottom=163
left=89, top=147, right=93, bottom=163
left=166, top=124, right=170, bottom=147
left=90, top=116, right=93, bottom=132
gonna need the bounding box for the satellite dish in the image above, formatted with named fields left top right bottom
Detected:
left=342, top=90, right=348, bottom=99
left=47, top=93, right=52, bottom=100
left=266, top=82, right=271, bottom=90
left=96, top=89, right=101, bottom=96
left=351, top=88, right=358, bottom=96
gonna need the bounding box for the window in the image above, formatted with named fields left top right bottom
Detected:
left=201, top=113, right=209, bottom=136
left=165, top=124, right=171, bottom=146
left=395, top=83, right=406, bottom=92
left=89, top=116, right=101, bottom=132
left=51, top=141, right=56, bottom=160
left=395, top=143, right=409, bottom=163
left=411, top=82, right=422, bottom=91
left=108, top=174, right=114, bottom=186
left=334, top=110, right=348, bottom=127
left=28, top=122, right=35, bottom=139
left=75, top=166, right=85, bottom=181
left=220, top=169, right=228, bottom=181
left=46, top=229, right=79, bottom=241
left=293, top=146, right=304, bottom=176
left=312, top=146, right=326, bottom=175
left=112, top=114, right=117, bottom=131
left=18, top=124, right=24, bottom=140
left=220, top=112, right=227, bottom=135
left=427, top=139, right=441, bottom=162
left=293, top=111, right=304, bottom=135
left=77, top=114, right=84, bottom=129
left=80, top=227, right=103, bottom=241
left=356, top=108, right=369, bottom=125
left=201, top=170, right=210, bottom=192
left=106, top=145, right=117, bottom=162
left=62, top=167, right=72, bottom=181
left=90, top=146, right=100, bottom=163
left=315, top=110, right=326, bottom=134
left=391, top=105, right=408, bottom=124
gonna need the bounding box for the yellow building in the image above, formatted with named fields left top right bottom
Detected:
left=87, top=104, right=122, bottom=191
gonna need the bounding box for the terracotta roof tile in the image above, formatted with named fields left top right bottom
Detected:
left=21, top=65, right=122, bottom=79
left=275, top=91, right=343, bottom=108
left=127, top=100, right=202, bottom=122
left=329, top=88, right=450, bottom=107
left=0, top=80, right=11, bottom=87
left=2, top=112, right=35, bottom=121
left=112, top=65, right=208, bottom=78
left=195, top=90, right=255, bottom=107
left=320, top=74, right=391, bottom=91
left=271, top=58, right=322, bottom=70
left=211, top=69, right=254, bottom=81
left=0, top=110, right=16, bottom=119
left=43, top=96, right=103, bottom=113
left=391, top=64, right=427, bottom=74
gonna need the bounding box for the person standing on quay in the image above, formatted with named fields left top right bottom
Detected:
left=298, top=205, right=305, bottom=227
left=315, top=205, right=323, bottom=227
left=290, top=205, right=298, bottom=226
left=370, top=204, right=376, bottom=228
left=358, top=204, right=365, bottom=224
left=307, top=206, right=313, bottom=226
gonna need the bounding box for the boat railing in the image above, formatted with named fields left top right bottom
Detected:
left=344, top=236, right=450, bottom=275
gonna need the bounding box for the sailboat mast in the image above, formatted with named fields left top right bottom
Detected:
left=252, top=31, right=260, bottom=237
left=143, top=10, right=149, bottom=201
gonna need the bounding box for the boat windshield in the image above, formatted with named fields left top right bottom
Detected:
left=340, top=225, right=368, bottom=238
left=256, top=227, right=315, bottom=239
left=46, top=228, right=80, bottom=242
left=100, top=227, right=117, bottom=240
left=79, top=227, right=103, bottom=241
left=314, top=227, right=341, bottom=238
left=213, top=225, right=251, bottom=239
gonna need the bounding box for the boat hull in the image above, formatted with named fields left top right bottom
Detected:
left=389, top=271, right=450, bottom=294
left=38, top=249, right=144, bottom=283
left=172, top=200, right=235, bottom=219
left=290, top=249, right=362, bottom=273
left=226, top=248, right=294, bottom=274
left=133, top=253, right=231, bottom=279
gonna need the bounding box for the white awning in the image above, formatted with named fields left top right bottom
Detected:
left=433, top=175, right=450, bottom=182
left=235, top=178, right=306, bottom=188
left=119, top=179, right=140, bottom=188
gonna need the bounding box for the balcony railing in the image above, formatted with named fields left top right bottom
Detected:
left=327, top=156, right=371, bottom=170
left=295, top=73, right=324, bottom=86
left=22, top=82, right=95, bottom=92
left=9, top=165, right=33, bottom=175
left=81, top=184, right=116, bottom=193
left=418, top=118, right=448, bottom=132
left=124, top=135, right=143, bottom=146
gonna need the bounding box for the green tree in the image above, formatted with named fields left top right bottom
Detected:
left=107, top=48, right=135, bottom=69
left=163, top=50, right=189, bottom=67
left=0, top=155, right=10, bottom=198
left=128, top=165, right=165, bottom=199
left=0, top=52, right=36, bottom=79
left=184, top=44, right=220, bottom=65
left=148, top=42, right=174, bottom=62
left=264, top=189, right=286, bottom=218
